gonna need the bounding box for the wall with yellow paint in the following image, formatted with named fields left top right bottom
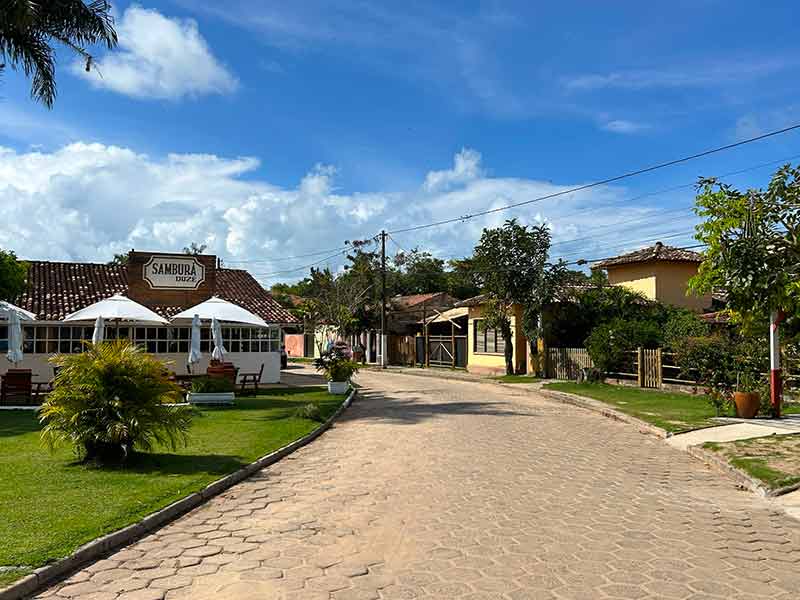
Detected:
left=606, top=262, right=711, bottom=312
left=466, top=303, right=527, bottom=375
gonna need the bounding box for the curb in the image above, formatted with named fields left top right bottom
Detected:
left=537, top=389, right=670, bottom=439
left=685, top=443, right=800, bottom=498
left=0, top=387, right=357, bottom=600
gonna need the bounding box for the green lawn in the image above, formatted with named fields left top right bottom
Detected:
left=0, top=388, right=345, bottom=585
left=492, top=375, right=541, bottom=384
left=288, top=357, right=314, bottom=364
left=543, top=382, right=800, bottom=434
left=704, top=434, right=800, bottom=491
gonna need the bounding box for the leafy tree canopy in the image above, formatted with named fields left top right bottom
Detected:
left=690, top=164, right=800, bottom=332
left=0, top=0, right=117, bottom=107
left=0, top=248, right=28, bottom=301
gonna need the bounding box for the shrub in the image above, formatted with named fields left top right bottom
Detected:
left=191, top=376, right=235, bottom=394
left=662, top=309, right=709, bottom=349
left=314, top=347, right=360, bottom=382
left=40, top=340, right=192, bottom=462
left=673, top=335, right=737, bottom=414
left=294, top=402, right=324, bottom=422
left=585, top=318, right=662, bottom=375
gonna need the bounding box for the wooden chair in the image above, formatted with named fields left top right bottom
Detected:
left=239, top=364, right=264, bottom=395
left=1, top=369, right=33, bottom=405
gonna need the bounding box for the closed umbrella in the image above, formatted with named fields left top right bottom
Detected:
left=6, top=310, right=23, bottom=365
left=187, top=314, right=201, bottom=372
left=91, top=315, right=105, bottom=345
left=211, top=317, right=226, bottom=361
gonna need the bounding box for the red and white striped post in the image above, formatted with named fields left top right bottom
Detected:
left=770, top=310, right=784, bottom=418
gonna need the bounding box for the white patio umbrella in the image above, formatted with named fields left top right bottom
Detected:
left=91, top=315, right=105, bottom=345
left=6, top=310, right=23, bottom=365
left=64, top=294, right=169, bottom=325
left=187, top=314, right=201, bottom=372
left=0, top=301, right=37, bottom=322
left=211, top=317, right=226, bottom=361
left=171, top=296, right=268, bottom=327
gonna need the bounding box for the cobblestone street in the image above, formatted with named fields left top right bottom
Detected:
left=39, top=372, right=800, bottom=599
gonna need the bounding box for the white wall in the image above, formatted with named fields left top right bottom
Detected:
left=0, top=351, right=281, bottom=384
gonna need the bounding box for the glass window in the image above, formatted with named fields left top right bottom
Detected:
left=474, top=320, right=505, bottom=355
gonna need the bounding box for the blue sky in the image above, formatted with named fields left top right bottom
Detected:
left=1, top=1, right=799, bottom=283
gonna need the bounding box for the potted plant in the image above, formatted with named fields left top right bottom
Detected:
left=314, top=347, right=359, bottom=394
left=733, top=371, right=761, bottom=419
left=188, top=376, right=235, bottom=405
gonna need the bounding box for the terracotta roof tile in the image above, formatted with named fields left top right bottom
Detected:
left=16, top=261, right=298, bottom=324
left=594, top=242, right=703, bottom=268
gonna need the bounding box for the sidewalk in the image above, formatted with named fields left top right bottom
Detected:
left=666, top=415, right=800, bottom=451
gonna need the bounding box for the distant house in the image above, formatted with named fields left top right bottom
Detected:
left=455, top=295, right=527, bottom=376
left=594, top=242, right=712, bottom=312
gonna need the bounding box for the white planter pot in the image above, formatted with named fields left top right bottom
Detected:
left=327, top=381, right=349, bottom=395
left=187, top=392, right=235, bottom=405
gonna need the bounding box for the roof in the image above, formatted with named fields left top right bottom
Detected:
left=389, top=292, right=455, bottom=311
left=16, top=260, right=298, bottom=324
left=420, top=306, right=469, bottom=324
left=454, top=293, right=490, bottom=308
left=594, top=242, right=703, bottom=268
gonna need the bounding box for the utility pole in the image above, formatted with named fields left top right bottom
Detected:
left=380, top=230, right=387, bottom=369
left=770, top=310, right=784, bottom=417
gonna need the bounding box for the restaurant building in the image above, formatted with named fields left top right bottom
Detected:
left=0, top=251, right=297, bottom=384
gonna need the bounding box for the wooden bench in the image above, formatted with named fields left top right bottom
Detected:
left=239, top=364, right=264, bottom=395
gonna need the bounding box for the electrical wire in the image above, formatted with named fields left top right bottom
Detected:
left=387, top=124, right=800, bottom=234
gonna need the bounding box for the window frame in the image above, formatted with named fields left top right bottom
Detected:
left=473, top=320, right=506, bottom=356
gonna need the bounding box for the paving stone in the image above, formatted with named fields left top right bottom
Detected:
left=36, top=371, right=800, bottom=600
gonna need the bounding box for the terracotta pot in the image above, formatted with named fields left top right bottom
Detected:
left=733, top=392, right=760, bottom=419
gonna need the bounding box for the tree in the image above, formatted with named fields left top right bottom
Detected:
left=0, top=248, right=27, bottom=301
left=445, top=257, right=481, bottom=300
left=108, top=253, right=128, bottom=266
left=691, top=165, right=800, bottom=328
left=690, top=164, right=800, bottom=415
left=393, top=248, right=449, bottom=295
left=183, top=242, right=207, bottom=255
left=0, top=0, right=117, bottom=107
left=472, top=219, right=554, bottom=375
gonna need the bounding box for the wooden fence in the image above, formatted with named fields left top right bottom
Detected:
left=548, top=347, right=686, bottom=389
left=546, top=347, right=593, bottom=380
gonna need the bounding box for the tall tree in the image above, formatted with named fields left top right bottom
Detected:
left=0, top=248, right=28, bottom=301
left=690, top=164, right=800, bottom=415
left=0, top=1, right=117, bottom=107
left=690, top=165, right=800, bottom=330
left=472, top=219, right=555, bottom=375
left=393, top=248, right=449, bottom=295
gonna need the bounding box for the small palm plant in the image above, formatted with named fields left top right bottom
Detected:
left=40, top=340, right=192, bottom=462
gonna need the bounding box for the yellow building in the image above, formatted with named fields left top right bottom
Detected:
left=458, top=295, right=528, bottom=375
left=594, top=242, right=712, bottom=312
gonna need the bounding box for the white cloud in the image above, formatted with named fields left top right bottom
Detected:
left=424, top=148, right=484, bottom=192
left=73, top=5, right=238, bottom=100
left=600, top=119, right=651, bottom=134
left=562, top=58, right=796, bottom=92
left=0, top=142, right=687, bottom=283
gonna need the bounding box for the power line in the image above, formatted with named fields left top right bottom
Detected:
left=387, top=124, right=800, bottom=234
left=225, top=245, right=353, bottom=264
left=388, top=150, right=800, bottom=261
left=251, top=248, right=350, bottom=279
